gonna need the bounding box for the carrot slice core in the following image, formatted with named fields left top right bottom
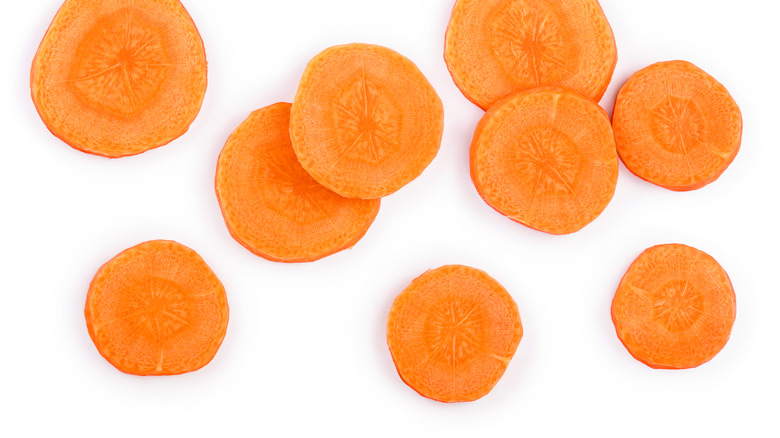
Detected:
left=444, top=0, right=617, bottom=109
left=611, top=244, right=736, bottom=369
left=215, top=103, right=380, bottom=262
left=31, top=0, right=207, bottom=157
left=612, top=61, right=742, bottom=191
left=470, top=88, right=618, bottom=235
left=387, top=265, right=523, bottom=402
left=85, top=240, right=229, bottom=375
left=291, top=43, right=444, bottom=199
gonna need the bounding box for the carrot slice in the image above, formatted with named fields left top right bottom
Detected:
left=444, top=0, right=617, bottom=110
left=387, top=265, right=523, bottom=403
left=611, top=244, right=736, bottom=369
left=612, top=61, right=742, bottom=191
left=31, top=0, right=207, bottom=157
left=85, top=240, right=228, bottom=375
left=215, top=103, right=380, bottom=263
left=290, top=43, right=444, bottom=199
left=470, top=87, right=618, bottom=235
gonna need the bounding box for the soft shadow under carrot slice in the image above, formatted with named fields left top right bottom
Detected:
left=216, top=103, right=380, bottom=263
left=444, top=0, right=617, bottom=110
left=291, top=43, right=444, bottom=199
left=387, top=265, right=523, bottom=403
left=611, top=244, right=736, bottom=369
left=612, top=61, right=742, bottom=191
left=31, top=0, right=207, bottom=157
left=85, top=240, right=229, bottom=376
left=470, top=87, right=618, bottom=235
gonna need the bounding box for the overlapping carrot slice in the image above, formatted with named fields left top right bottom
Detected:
left=387, top=265, right=523, bottom=403
left=31, top=0, right=207, bottom=157
left=216, top=103, right=380, bottom=263
left=444, top=0, right=617, bottom=109
left=470, top=88, right=618, bottom=235
left=85, top=240, right=229, bottom=375
left=611, top=244, right=736, bottom=369
left=290, top=43, right=444, bottom=199
left=612, top=61, right=742, bottom=191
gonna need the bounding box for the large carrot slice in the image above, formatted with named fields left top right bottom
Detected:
left=290, top=43, right=444, bottom=199
left=611, top=244, right=736, bottom=369
left=31, top=0, right=207, bottom=157
left=85, top=240, right=228, bottom=375
left=470, top=87, right=618, bottom=235
left=444, top=0, right=617, bottom=110
left=215, top=103, right=380, bottom=263
left=387, top=265, right=523, bottom=403
left=612, top=61, right=742, bottom=191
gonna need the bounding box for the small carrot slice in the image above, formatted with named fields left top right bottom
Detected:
left=387, top=265, right=523, bottom=403
left=611, top=244, right=736, bottom=369
left=444, top=0, right=617, bottom=110
left=31, top=0, right=207, bottom=157
left=290, top=43, right=444, bottom=199
left=612, top=61, right=742, bottom=191
left=85, top=240, right=228, bottom=375
left=470, top=87, right=618, bottom=235
left=215, top=103, right=380, bottom=263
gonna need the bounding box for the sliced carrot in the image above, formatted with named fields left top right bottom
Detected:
left=85, top=240, right=228, bottom=375
left=387, top=265, right=523, bottom=403
left=611, top=244, right=736, bottom=369
left=444, top=0, right=617, bottom=110
left=612, top=61, right=742, bottom=191
left=470, top=87, right=618, bottom=235
left=31, top=0, right=207, bottom=157
left=290, top=43, right=444, bottom=199
left=215, top=103, right=380, bottom=263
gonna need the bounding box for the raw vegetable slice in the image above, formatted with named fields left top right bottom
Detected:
left=444, top=0, right=617, bottom=109
left=215, top=103, right=380, bottom=263
left=611, top=244, right=736, bottom=369
left=612, top=60, right=742, bottom=191
left=85, top=240, right=228, bottom=375
left=387, top=265, right=523, bottom=403
left=470, top=87, right=618, bottom=235
left=31, top=0, right=207, bottom=157
left=291, top=43, right=444, bottom=199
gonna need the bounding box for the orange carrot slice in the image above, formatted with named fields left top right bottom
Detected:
left=470, top=87, right=618, bottom=235
left=290, top=43, right=444, bottom=199
left=215, top=103, right=380, bottom=263
left=444, top=0, right=617, bottom=110
left=85, top=240, right=228, bottom=375
left=31, top=0, right=207, bottom=157
left=387, top=265, right=523, bottom=403
left=612, top=61, right=742, bottom=191
left=611, top=244, right=736, bottom=369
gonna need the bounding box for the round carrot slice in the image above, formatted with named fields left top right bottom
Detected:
left=470, top=87, right=618, bottom=235
left=611, top=244, right=736, bottom=369
left=387, top=265, right=523, bottom=403
left=612, top=61, right=742, bottom=191
left=444, top=0, right=617, bottom=110
left=31, top=0, right=207, bottom=157
left=85, top=240, right=229, bottom=375
left=290, top=43, right=444, bottom=199
left=215, top=102, right=380, bottom=263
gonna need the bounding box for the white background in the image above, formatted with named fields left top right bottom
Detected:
left=1, top=0, right=777, bottom=435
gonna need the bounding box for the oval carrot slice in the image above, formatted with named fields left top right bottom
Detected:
left=215, top=103, right=380, bottom=263
left=611, top=244, right=736, bottom=369
left=444, top=0, right=617, bottom=110
left=387, top=265, right=523, bottom=403
left=85, top=240, right=229, bottom=375
left=31, top=0, right=207, bottom=157
left=470, top=87, right=618, bottom=235
left=290, top=43, right=444, bottom=199
left=612, top=61, right=742, bottom=191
